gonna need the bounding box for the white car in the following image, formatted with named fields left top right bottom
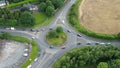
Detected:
left=10, top=27, right=15, bottom=30
left=23, top=53, right=28, bottom=57
left=107, top=43, right=111, bottom=45
left=100, top=43, right=105, bottom=45
left=34, top=58, right=38, bottom=62
left=24, top=49, right=29, bottom=52
left=31, top=37, right=35, bottom=39
left=27, top=64, right=32, bottom=68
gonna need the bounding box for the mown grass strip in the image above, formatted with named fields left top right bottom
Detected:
left=6, top=0, right=38, bottom=8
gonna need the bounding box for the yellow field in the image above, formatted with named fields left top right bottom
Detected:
left=79, top=0, right=120, bottom=34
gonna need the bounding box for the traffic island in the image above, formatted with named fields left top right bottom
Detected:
left=46, top=26, right=67, bottom=46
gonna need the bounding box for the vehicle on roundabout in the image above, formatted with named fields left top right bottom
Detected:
left=61, top=45, right=66, bottom=49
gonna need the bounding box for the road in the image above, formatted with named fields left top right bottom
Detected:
left=0, top=0, right=120, bottom=68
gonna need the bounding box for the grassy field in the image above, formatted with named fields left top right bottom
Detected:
left=33, top=13, right=53, bottom=28
left=79, top=0, right=120, bottom=34
left=46, top=30, right=67, bottom=46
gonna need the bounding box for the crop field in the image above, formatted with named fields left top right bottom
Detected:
left=79, top=0, right=120, bottom=34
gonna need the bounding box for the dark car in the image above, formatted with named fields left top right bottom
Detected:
left=49, top=46, right=54, bottom=49
left=87, top=42, right=91, bottom=45
left=49, top=28, right=53, bottom=30
left=77, top=34, right=82, bottom=37
left=77, top=42, right=81, bottom=45
left=67, top=30, right=71, bottom=33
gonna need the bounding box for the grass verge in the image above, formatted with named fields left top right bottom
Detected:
left=6, top=0, right=38, bottom=8
left=32, top=13, right=54, bottom=28
left=67, top=0, right=119, bottom=40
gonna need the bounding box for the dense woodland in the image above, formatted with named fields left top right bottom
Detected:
left=53, top=45, right=120, bottom=68
left=0, top=8, right=35, bottom=27
left=39, top=0, right=65, bottom=16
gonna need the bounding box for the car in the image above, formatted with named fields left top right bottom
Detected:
left=67, top=30, right=71, bottom=33
left=77, top=42, right=81, bottom=45
left=22, top=28, right=25, bottom=31
left=30, top=29, right=35, bottom=32
left=36, top=29, right=39, bottom=32
left=10, top=27, right=15, bottom=30
left=31, top=37, right=35, bottom=39
left=27, top=64, right=32, bottom=68
left=95, top=42, right=99, bottom=45
left=77, top=34, right=82, bottom=37
left=49, top=46, right=54, bottom=49
left=6, top=28, right=10, bottom=30
left=62, top=20, right=65, bottom=24
left=24, top=49, right=29, bottom=52
left=87, top=42, right=91, bottom=45
left=34, top=58, right=38, bottom=62
left=107, top=43, right=111, bottom=45
left=100, top=43, right=105, bottom=45
left=61, top=45, right=66, bottom=49
left=49, top=28, right=53, bottom=30
left=23, top=53, right=28, bottom=57
left=41, top=28, right=45, bottom=31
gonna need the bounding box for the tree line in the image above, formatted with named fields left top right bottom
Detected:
left=39, top=0, right=65, bottom=16
left=0, top=8, right=35, bottom=27
left=53, top=45, right=120, bottom=68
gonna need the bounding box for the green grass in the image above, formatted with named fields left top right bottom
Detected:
left=32, top=13, right=54, bottom=28
left=46, top=30, right=67, bottom=46
left=11, top=36, right=30, bottom=43
left=67, top=0, right=119, bottom=40
left=20, top=40, right=39, bottom=68
left=6, top=0, right=38, bottom=8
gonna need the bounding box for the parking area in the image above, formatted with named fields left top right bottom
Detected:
left=0, top=40, right=29, bottom=68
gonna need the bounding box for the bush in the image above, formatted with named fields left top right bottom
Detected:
left=97, top=62, right=108, bottom=68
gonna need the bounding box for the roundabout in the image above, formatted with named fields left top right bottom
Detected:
left=46, top=26, right=67, bottom=46
left=0, top=0, right=120, bottom=68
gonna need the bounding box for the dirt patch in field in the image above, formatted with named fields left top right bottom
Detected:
left=79, top=0, right=120, bottom=34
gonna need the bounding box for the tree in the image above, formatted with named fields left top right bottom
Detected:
left=19, top=11, right=35, bottom=26
left=56, top=26, right=63, bottom=33
left=46, top=0, right=54, bottom=7
left=39, top=2, right=46, bottom=12
left=97, top=62, right=108, bottom=68
left=51, top=0, right=65, bottom=9
left=46, top=6, right=55, bottom=16
left=49, top=31, right=58, bottom=38
left=39, top=0, right=46, bottom=2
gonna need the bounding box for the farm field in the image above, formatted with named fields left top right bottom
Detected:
left=79, top=0, right=120, bottom=34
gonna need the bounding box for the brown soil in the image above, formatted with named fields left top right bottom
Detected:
left=79, top=0, right=120, bottom=34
